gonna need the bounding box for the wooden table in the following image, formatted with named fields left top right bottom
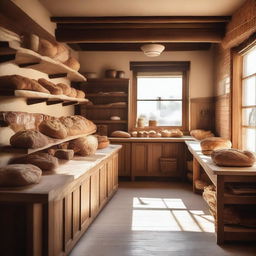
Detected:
left=186, top=141, right=256, bottom=244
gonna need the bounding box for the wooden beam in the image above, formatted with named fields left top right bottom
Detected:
left=56, top=28, right=224, bottom=43
left=51, top=16, right=230, bottom=24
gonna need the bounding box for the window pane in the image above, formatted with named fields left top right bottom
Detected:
left=137, top=101, right=182, bottom=126
left=242, top=76, right=256, bottom=106
left=137, top=77, right=182, bottom=100
left=242, top=128, right=256, bottom=152
left=243, top=47, right=256, bottom=77
left=242, top=107, right=256, bottom=126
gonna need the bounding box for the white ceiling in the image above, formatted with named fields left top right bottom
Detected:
left=40, top=0, right=246, bottom=17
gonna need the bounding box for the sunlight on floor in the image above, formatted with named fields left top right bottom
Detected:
left=132, top=197, right=215, bottom=232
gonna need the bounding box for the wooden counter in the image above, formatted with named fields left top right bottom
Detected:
left=186, top=141, right=256, bottom=244
left=0, top=145, right=121, bottom=256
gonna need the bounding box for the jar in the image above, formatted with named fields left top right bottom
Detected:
left=137, top=118, right=145, bottom=128
left=149, top=120, right=157, bottom=127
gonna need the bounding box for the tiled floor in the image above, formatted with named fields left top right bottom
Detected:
left=70, top=182, right=256, bottom=256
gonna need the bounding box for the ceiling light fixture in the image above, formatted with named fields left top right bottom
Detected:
left=140, top=43, right=165, bottom=57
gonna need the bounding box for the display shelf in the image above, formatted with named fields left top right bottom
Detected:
left=1, top=129, right=96, bottom=155
left=93, top=120, right=127, bottom=124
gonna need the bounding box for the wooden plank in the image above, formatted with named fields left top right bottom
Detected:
left=63, top=194, right=72, bottom=251
left=72, top=188, right=80, bottom=239
left=90, top=169, right=100, bottom=217
left=80, top=178, right=90, bottom=229
left=99, top=164, right=107, bottom=204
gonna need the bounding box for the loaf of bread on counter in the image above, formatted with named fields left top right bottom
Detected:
left=38, top=38, right=57, bottom=58
left=190, top=129, right=214, bottom=140
left=0, top=164, right=42, bottom=187
left=200, top=137, right=232, bottom=155
left=54, top=149, right=74, bottom=160
left=111, top=130, right=131, bottom=138
left=64, top=56, right=80, bottom=71
left=37, top=78, right=63, bottom=95
left=10, top=130, right=50, bottom=148
left=68, top=135, right=98, bottom=156
left=211, top=148, right=256, bottom=167
left=39, top=119, right=68, bottom=139
left=9, top=153, right=58, bottom=172
left=95, top=135, right=109, bottom=149
left=0, top=75, right=50, bottom=94
left=169, top=129, right=183, bottom=137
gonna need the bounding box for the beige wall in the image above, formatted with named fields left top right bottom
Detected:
left=79, top=49, right=215, bottom=98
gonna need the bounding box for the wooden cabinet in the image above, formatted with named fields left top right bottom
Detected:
left=115, top=142, right=131, bottom=177
left=77, top=78, right=129, bottom=136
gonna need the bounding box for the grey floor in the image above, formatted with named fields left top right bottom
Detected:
left=70, top=182, right=256, bottom=256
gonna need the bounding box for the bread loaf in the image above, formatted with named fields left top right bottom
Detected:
left=76, top=89, right=85, bottom=98
left=64, top=56, right=80, bottom=71
left=131, top=131, right=137, bottom=137
left=10, top=130, right=50, bottom=148
left=54, top=43, right=69, bottom=63
left=39, top=119, right=68, bottom=139
left=67, top=87, right=77, bottom=98
left=111, top=130, right=131, bottom=138
left=0, top=75, right=50, bottom=94
left=9, top=153, right=58, bottom=172
left=211, top=149, right=256, bottom=167
left=38, top=38, right=57, bottom=58
left=95, top=135, right=109, bottom=149
left=56, top=83, right=71, bottom=96
left=68, top=135, right=98, bottom=156
left=200, top=137, right=232, bottom=155
left=160, top=130, right=171, bottom=137
left=54, top=149, right=74, bottom=160
left=169, top=129, right=183, bottom=137
left=38, top=78, right=63, bottom=95
left=0, top=164, right=42, bottom=187
left=148, top=130, right=157, bottom=137
left=190, top=129, right=214, bottom=140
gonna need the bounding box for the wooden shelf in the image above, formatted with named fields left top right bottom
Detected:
left=93, top=120, right=128, bottom=124
left=86, top=93, right=128, bottom=97
left=1, top=129, right=96, bottom=155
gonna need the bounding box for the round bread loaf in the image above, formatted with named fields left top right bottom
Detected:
left=200, top=137, right=232, bottom=155
left=56, top=83, right=71, bottom=96
left=38, top=78, right=63, bottom=95
left=68, top=135, right=98, bottom=156
left=169, top=129, right=183, bottom=137
left=38, top=38, right=57, bottom=58
left=111, top=130, right=131, bottom=138
left=0, top=164, right=42, bottom=187
left=39, top=119, right=68, bottom=139
left=190, top=129, right=214, bottom=140
left=64, top=56, right=80, bottom=71
left=9, top=153, right=58, bottom=171
left=10, top=130, right=50, bottom=149
left=211, top=149, right=256, bottom=167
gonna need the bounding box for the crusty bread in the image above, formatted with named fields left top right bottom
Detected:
left=190, top=129, right=214, bottom=140
left=0, top=75, right=50, bottom=94
left=169, top=129, right=183, bottom=137
left=56, top=83, right=71, bottom=96
left=200, top=137, right=232, bottom=155
left=68, top=135, right=98, bottom=156
left=10, top=130, right=50, bottom=149
left=0, top=164, right=42, bottom=187
left=38, top=78, right=63, bottom=95
left=53, top=43, right=69, bottom=63
left=38, top=38, right=57, bottom=58
left=9, top=153, right=58, bottom=172
left=111, top=130, right=131, bottom=138
left=54, top=149, right=74, bottom=160
left=211, top=149, right=256, bottom=167
left=39, top=119, right=68, bottom=139
left=64, top=56, right=80, bottom=71
left=76, top=89, right=85, bottom=98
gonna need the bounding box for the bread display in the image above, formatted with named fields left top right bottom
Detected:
left=169, top=129, right=183, bottom=137
left=0, top=164, right=42, bottom=187
left=38, top=38, right=57, bottom=58
left=37, top=78, right=63, bottom=95
left=95, top=135, right=110, bottom=149
left=39, top=119, right=68, bottom=139
left=111, top=130, right=131, bottom=138
left=68, top=135, right=98, bottom=156
left=0, top=75, right=50, bottom=94
left=211, top=149, right=256, bottom=167
left=9, top=153, right=58, bottom=172
left=190, top=129, right=214, bottom=140
left=10, top=130, right=50, bottom=148
left=76, top=89, right=85, bottom=98
left=56, top=83, right=71, bottom=96
left=64, top=56, right=80, bottom=71
left=200, top=137, right=232, bottom=155
left=54, top=43, right=69, bottom=63
left=54, top=149, right=74, bottom=160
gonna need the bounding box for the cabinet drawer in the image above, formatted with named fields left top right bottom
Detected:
left=159, top=157, right=177, bottom=173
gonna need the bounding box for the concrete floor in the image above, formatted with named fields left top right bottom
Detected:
left=70, top=182, right=256, bottom=256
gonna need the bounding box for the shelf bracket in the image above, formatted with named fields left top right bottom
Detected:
left=62, top=101, right=79, bottom=106
left=46, top=100, right=64, bottom=105
left=48, top=73, right=67, bottom=79
left=26, top=98, right=48, bottom=105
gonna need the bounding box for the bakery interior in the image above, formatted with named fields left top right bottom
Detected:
left=0, top=0, right=256, bottom=255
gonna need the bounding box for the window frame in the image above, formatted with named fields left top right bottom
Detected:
left=130, top=61, right=190, bottom=131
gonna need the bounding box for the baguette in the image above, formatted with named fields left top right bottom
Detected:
left=38, top=78, right=63, bottom=95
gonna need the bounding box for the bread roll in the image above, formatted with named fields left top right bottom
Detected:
left=0, top=164, right=42, bottom=187
left=190, top=129, right=214, bottom=140
left=39, top=119, right=68, bottom=139
left=56, top=83, right=71, bottom=96
left=148, top=130, right=157, bottom=137
left=160, top=130, right=171, bottom=137
left=10, top=130, right=50, bottom=149
left=76, top=89, right=85, bottom=98
left=111, top=130, right=131, bottom=138
left=9, top=153, right=58, bottom=172
left=0, top=75, right=50, bottom=94
left=67, top=87, right=77, bottom=98
left=169, top=129, right=183, bottom=137
left=211, top=149, right=256, bottom=167
left=200, top=137, right=232, bottom=155
left=95, top=135, right=109, bottom=149
left=38, top=38, right=57, bottom=58
left=54, top=43, right=69, bottom=63
left=38, top=78, right=63, bottom=95
left=68, top=135, right=98, bottom=156
left=64, top=56, right=80, bottom=71
left=131, top=131, right=137, bottom=137
left=54, top=149, right=74, bottom=160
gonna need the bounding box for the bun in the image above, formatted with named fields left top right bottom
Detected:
left=64, top=56, right=80, bottom=71
left=200, top=137, right=232, bottom=155
left=67, top=87, right=77, bottom=98
left=170, top=129, right=183, bottom=137
left=95, top=135, right=109, bottom=149
left=54, top=43, right=69, bottom=63
left=0, top=164, right=42, bottom=187
left=211, top=149, right=256, bottom=167
left=160, top=130, right=171, bottom=137
left=39, top=119, right=68, bottom=139
left=76, top=89, right=85, bottom=98
left=131, top=131, right=137, bottom=137
left=190, top=129, right=214, bottom=140
left=38, top=78, right=63, bottom=95
left=111, top=130, right=131, bottom=138
left=38, top=38, right=57, bottom=58
left=56, top=83, right=71, bottom=96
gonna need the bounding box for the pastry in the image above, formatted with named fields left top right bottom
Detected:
left=56, top=83, right=71, bottom=96
left=38, top=78, right=63, bottom=95
left=76, top=89, right=85, bottom=98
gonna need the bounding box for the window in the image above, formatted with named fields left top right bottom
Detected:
left=130, top=62, right=189, bottom=130
left=241, top=47, right=256, bottom=152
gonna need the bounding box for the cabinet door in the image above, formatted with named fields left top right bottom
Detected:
left=116, top=142, right=131, bottom=177
left=131, top=143, right=148, bottom=178
left=148, top=143, right=163, bottom=174
left=113, top=153, right=119, bottom=189
left=99, top=164, right=107, bottom=205
left=107, top=157, right=113, bottom=196
left=90, top=169, right=100, bottom=217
